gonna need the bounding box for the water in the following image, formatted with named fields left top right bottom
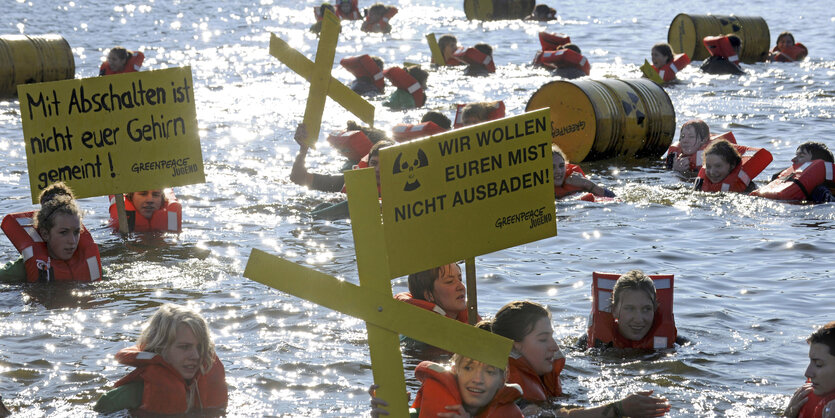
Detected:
left=1, top=0, right=833, bottom=416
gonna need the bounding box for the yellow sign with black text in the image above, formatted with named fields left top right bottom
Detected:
left=380, top=108, right=557, bottom=277
left=18, top=67, right=204, bottom=203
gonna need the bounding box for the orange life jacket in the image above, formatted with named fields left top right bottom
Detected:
left=771, top=43, right=808, bottom=62
left=535, top=49, right=590, bottom=75
left=361, top=7, right=397, bottom=32
left=554, top=163, right=587, bottom=198
left=99, top=51, right=145, bottom=75
left=411, top=361, right=523, bottom=418
left=108, top=189, right=182, bottom=233
left=652, top=53, right=691, bottom=82
left=696, top=145, right=773, bottom=193
left=114, top=346, right=228, bottom=415
left=327, top=130, right=373, bottom=162
left=507, top=350, right=565, bottom=402
left=799, top=387, right=835, bottom=418
left=391, top=121, right=446, bottom=142
left=384, top=66, right=426, bottom=107
left=453, top=101, right=505, bottom=128
left=1, top=211, right=102, bottom=283
left=538, top=32, right=571, bottom=51
left=335, top=0, right=362, bottom=20
left=454, top=47, right=496, bottom=73
left=751, top=160, right=835, bottom=201
left=666, top=131, right=738, bottom=172
left=703, top=36, right=740, bottom=65
left=340, top=55, right=385, bottom=91
left=393, top=292, right=478, bottom=323
left=587, top=272, right=677, bottom=349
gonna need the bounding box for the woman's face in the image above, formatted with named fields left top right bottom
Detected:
left=777, top=34, right=795, bottom=50
left=163, top=324, right=202, bottom=380
left=41, top=213, right=81, bottom=261
left=679, top=126, right=705, bottom=156
left=107, top=51, right=127, bottom=72
left=651, top=48, right=669, bottom=68
left=704, top=153, right=735, bottom=184
left=552, top=153, right=566, bottom=186
left=614, top=289, right=655, bottom=341
left=455, top=358, right=504, bottom=413
left=131, top=190, right=164, bottom=220
left=426, top=264, right=466, bottom=317
left=805, top=342, right=835, bottom=396
left=442, top=42, right=458, bottom=61
left=514, top=316, right=560, bottom=376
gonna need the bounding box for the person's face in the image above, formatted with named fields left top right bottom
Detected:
left=651, top=48, right=668, bottom=68
left=368, top=155, right=381, bottom=187
left=777, top=35, right=794, bottom=50
left=339, top=0, right=352, bottom=13
left=679, top=126, right=704, bottom=156
left=41, top=213, right=81, bottom=261
left=614, top=289, right=655, bottom=341
left=131, top=190, right=164, bottom=220
left=552, top=153, right=566, bottom=186
left=425, top=263, right=466, bottom=317
left=805, top=342, right=835, bottom=396
left=514, top=317, right=560, bottom=376
left=462, top=115, right=479, bottom=126
left=163, top=324, right=202, bottom=380
left=704, top=153, right=734, bottom=184
left=792, top=147, right=813, bottom=165
left=107, top=51, right=127, bottom=72
left=455, top=359, right=504, bottom=413
left=368, top=8, right=383, bottom=20
left=442, top=42, right=458, bottom=61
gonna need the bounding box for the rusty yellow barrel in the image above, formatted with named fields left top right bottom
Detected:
left=0, top=34, right=75, bottom=97
left=464, top=0, right=534, bottom=20
left=668, top=14, right=770, bottom=64
left=525, top=79, right=676, bottom=163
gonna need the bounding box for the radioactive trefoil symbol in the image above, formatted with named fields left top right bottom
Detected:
left=621, top=91, right=646, bottom=127
left=392, top=149, right=429, bottom=192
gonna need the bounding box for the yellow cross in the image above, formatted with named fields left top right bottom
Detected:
left=244, top=168, right=513, bottom=417
left=426, top=33, right=446, bottom=66
left=269, top=9, right=375, bottom=147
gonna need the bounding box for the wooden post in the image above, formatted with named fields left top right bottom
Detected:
left=114, top=193, right=130, bottom=235
left=466, top=257, right=477, bottom=325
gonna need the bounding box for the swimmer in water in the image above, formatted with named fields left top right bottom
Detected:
left=100, top=46, right=144, bottom=75
left=769, top=31, right=808, bottom=62
left=785, top=321, right=835, bottom=418
left=665, top=119, right=711, bottom=174
left=383, top=65, right=428, bottom=110
left=694, top=139, right=760, bottom=193
left=700, top=34, right=744, bottom=75
left=551, top=144, right=615, bottom=199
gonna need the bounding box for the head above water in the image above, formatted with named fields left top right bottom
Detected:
left=107, top=46, right=129, bottom=72
left=612, top=270, right=658, bottom=341
left=776, top=31, right=795, bottom=49
left=727, top=34, right=742, bottom=53
left=421, top=111, right=451, bottom=130
left=703, top=139, right=741, bottom=183
left=474, top=43, right=493, bottom=57
left=34, top=182, right=83, bottom=261
left=438, top=34, right=459, bottom=61
left=551, top=144, right=568, bottom=186
left=651, top=42, right=674, bottom=68
left=461, top=101, right=500, bottom=126
left=406, top=65, right=429, bottom=88
left=533, top=4, right=556, bottom=20
left=138, top=304, right=216, bottom=379
left=679, top=119, right=710, bottom=156
left=794, top=142, right=834, bottom=164
left=128, top=190, right=166, bottom=220
left=451, top=320, right=507, bottom=414
left=806, top=321, right=835, bottom=396
left=560, top=43, right=581, bottom=55
left=407, top=263, right=466, bottom=317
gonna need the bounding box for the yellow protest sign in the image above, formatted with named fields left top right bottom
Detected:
left=269, top=8, right=374, bottom=147
left=640, top=60, right=664, bottom=85
left=379, top=109, right=557, bottom=277
left=17, top=67, right=204, bottom=203
left=425, top=33, right=446, bottom=66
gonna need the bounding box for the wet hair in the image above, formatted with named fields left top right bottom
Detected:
left=727, top=34, right=742, bottom=49
left=126, top=190, right=168, bottom=206
left=797, top=142, right=834, bottom=163
left=347, top=120, right=390, bottom=144
left=652, top=42, right=674, bottom=65
left=109, top=46, right=129, bottom=61
left=421, top=111, right=451, bottom=130
left=474, top=43, right=493, bottom=56
left=368, top=138, right=394, bottom=159
left=370, top=56, right=384, bottom=72
left=808, top=322, right=835, bottom=357
left=611, top=270, right=657, bottom=311
left=138, top=304, right=216, bottom=375
left=534, top=4, right=556, bottom=19
left=406, top=65, right=429, bottom=87
left=461, top=101, right=500, bottom=124
left=451, top=320, right=508, bottom=378
left=34, top=182, right=82, bottom=233
left=407, top=263, right=460, bottom=302
left=681, top=119, right=710, bottom=143
left=492, top=301, right=551, bottom=342
left=704, top=139, right=742, bottom=170
left=551, top=144, right=567, bottom=163
left=560, top=43, right=581, bottom=54
left=438, top=34, right=458, bottom=53
left=776, top=31, right=795, bottom=46
left=367, top=3, right=387, bottom=18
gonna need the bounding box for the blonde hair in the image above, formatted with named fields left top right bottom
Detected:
left=34, top=182, right=82, bottom=234
left=138, top=304, right=216, bottom=375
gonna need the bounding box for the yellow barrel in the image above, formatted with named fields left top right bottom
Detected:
left=0, top=34, right=75, bottom=97
left=464, top=0, right=535, bottom=21
left=667, top=14, right=770, bottom=64
left=525, top=79, right=676, bottom=163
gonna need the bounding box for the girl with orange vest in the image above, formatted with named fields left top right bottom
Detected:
left=335, top=0, right=362, bottom=20
left=99, top=47, right=144, bottom=76
left=361, top=3, right=397, bottom=33
left=108, top=189, right=183, bottom=233
left=785, top=321, right=835, bottom=418
left=769, top=31, right=808, bottom=62
left=383, top=65, right=428, bottom=110
left=394, top=263, right=478, bottom=324
left=457, top=43, right=495, bottom=77
left=438, top=34, right=464, bottom=66
left=492, top=300, right=671, bottom=417
left=650, top=42, right=690, bottom=83
left=1, top=182, right=102, bottom=283
left=694, top=139, right=773, bottom=194
left=552, top=145, right=615, bottom=200
left=753, top=142, right=835, bottom=203
left=94, top=304, right=228, bottom=414
left=665, top=120, right=711, bottom=173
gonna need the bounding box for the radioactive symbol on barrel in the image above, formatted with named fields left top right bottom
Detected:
left=621, top=92, right=646, bottom=126
left=392, top=149, right=429, bottom=191
left=718, top=17, right=742, bottom=33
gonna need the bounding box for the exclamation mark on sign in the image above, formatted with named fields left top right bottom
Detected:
left=108, top=153, right=116, bottom=178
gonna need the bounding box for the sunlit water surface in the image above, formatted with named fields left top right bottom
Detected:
left=1, top=0, right=834, bottom=416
